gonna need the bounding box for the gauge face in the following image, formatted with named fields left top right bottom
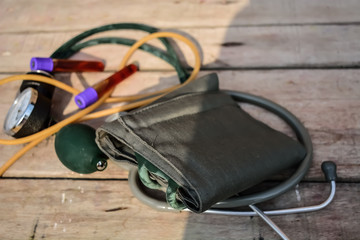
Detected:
left=3, top=88, right=38, bottom=136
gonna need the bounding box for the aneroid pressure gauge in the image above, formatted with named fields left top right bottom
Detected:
left=3, top=71, right=55, bottom=138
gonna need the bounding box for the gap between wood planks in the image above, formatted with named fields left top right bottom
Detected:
left=1, top=0, right=360, bottom=31
left=1, top=179, right=358, bottom=239
left=1, top=177, right=357, bottom=185
left=3, top=64, right=360, bottom=77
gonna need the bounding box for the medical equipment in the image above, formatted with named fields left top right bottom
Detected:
left=96, top=71, right=337, bottom=239
left=124, top=89, right=338, bottom=239
left=0, top=23, right=337, bottom=240
left=3, top=71, right=55, bottom=138
left=96, top=72, right=308, bottom=212
left=0, top=23, right=201, bottom=175
left=55, top=123, right=108, bottom=173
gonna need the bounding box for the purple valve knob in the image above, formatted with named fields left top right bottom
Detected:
left=74, top=88, right=98, bottom=109
left=30, top=57, right=54, bottom=72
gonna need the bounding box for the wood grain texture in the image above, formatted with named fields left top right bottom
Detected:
left=1, top=0, right=360, bottom=32
left=1, top=25, right=360, bottom=72
left=0, top=179, right=358, bottom=240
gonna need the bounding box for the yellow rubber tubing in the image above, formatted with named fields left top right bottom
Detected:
left=0, top=31, right=201, bottom=176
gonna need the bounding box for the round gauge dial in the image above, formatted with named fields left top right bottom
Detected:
left=3, top=88, right=38, bottom=136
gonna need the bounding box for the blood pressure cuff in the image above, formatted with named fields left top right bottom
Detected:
left=95, top=73, right=306, bottom=213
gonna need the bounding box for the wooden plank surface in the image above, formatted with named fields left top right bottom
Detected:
left=1, top=0, right=360, bottom=32
left=0, top=0, right=359, bottom=239
left=0, top=179, right=358, bottom=240
left=2, top=25, right=360, bottom=72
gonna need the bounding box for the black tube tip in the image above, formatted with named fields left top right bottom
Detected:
left=321, top=161, right=337, bottom=182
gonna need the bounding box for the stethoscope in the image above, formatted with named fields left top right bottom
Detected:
left=4, top=77, right=337, bottom=239
left=4, top=73, right=337, bottom=240
left=125, top=90, right=338, bottom=240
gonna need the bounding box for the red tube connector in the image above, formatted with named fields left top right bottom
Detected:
left=30, top=57, right=105, bottom=72
left=74, top=63, right=138, bottom=109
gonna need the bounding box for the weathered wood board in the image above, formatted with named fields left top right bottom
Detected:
left=1, top=0, right=360, bottom=32
left=0, top=179, right=358, bottom=240
left=1, top=25, right=360, bottom=72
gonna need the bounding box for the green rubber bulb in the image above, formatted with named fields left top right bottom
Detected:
left=54, top=123, right=108, bottom=174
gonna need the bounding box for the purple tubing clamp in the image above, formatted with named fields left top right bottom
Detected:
left=74, top=88, right=98, bottom=109
left=30, top=57, right=54, bottom=72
